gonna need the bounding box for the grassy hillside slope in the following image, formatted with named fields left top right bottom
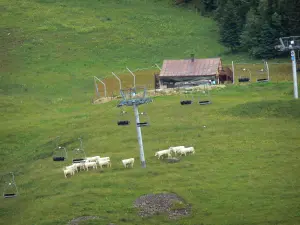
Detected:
left=1, top=0, right=300, bottom=225
left=1, top=0, right=243, bottom=99
left=1, top=82, right=300, bottom=225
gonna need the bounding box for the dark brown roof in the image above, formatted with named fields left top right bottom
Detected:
left=219, top=67, right=233, bottom=76
left=159, top=57, right=221, bottom=77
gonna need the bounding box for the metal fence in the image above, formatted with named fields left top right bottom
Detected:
left=94, top=62, right=296, bottom=98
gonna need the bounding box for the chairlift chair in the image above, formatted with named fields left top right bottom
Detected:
left=117, top=108, right=130, bottom=126
left=199, top=100, right=211, bottom=105
left=198, top=85, right=212, bottom=105
left=72, top=138, right=86, bottom=163
left=137, top=112, right=150, bottom=127
left=52, top=146, right=67, bottom=161
left=238, top=77, right=250, bottom=82
left=52, top=136, right=66, bottom=161
left=181, top=100, right=192, bottom=105
left=118, top=120, right=130, bottom=126
left=180, top=88, right=193, bottom=105
left=257, top=78, right=269, bottom=82
left=2, top=172, right=19, bottom=199
left=238, top=71, right=250, bottom=82
left=256, top=64, right=269, bottom=82
left=53, top=157, right=65, bottom=161
left=72, top=148, right=86, bottom=163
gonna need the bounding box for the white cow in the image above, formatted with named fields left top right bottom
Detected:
left=63, top=168, right=75, bottom=178
left=155, top=149, right=172, bottom=159
left=85, top=156, right=101, bottom=162
left=178, top=147, right=195, bottom=156
left=122, top=158, right=134, bottom=168
left=65, top=164, right=78, bottom=173
left=98, top=159, right=111, bottom=168
left=84, top=161, right=97, bottom=171
left=97, top=157, right=110, bottom=161
left=96, top=157, right=111, bottom=167
left=169, top=146, right=185, bottom=155
left=74, top=161, right=86, bottom=171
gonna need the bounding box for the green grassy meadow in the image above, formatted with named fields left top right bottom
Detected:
left=1, top=82, right=300, bottom=225
left=1, top=0, right=230, bottom=99
left=1, top=0, right=300, bottom=225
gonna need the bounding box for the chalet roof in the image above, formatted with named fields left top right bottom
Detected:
left=159, top=57, right=221, bottom=77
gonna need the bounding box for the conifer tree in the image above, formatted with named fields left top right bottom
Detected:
left=177, top=0, right=300, bottom=58
left=240, top=7, right=261, bottom=54
left=218, top=0, right=241, bottom=51
left=252, top=22, right=277, bottom=59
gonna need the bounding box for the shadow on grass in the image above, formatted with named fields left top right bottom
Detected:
left=226, top=99, right=300, bottom=119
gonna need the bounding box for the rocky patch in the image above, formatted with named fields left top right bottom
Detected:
left=134, top=193, right=191, bottom=219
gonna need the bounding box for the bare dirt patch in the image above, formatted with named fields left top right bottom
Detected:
left=92, top=97, right=117, bottom=104
left=134, top=193, right=191, bottom=220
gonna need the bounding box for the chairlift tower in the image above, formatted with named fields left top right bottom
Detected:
left=117, top=87, right=153, bottom=168
left=276, top=36, right=300, bottom=99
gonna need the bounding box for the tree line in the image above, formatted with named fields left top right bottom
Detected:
left=178, top=0, right=300, bottom=59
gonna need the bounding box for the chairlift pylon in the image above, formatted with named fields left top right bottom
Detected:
left=2, top=172, right=19, bottom=198
left=296, top=50, right=300, bottom=72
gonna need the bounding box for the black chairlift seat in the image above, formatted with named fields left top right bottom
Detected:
left=53, top=156, right=66, bottom=161
left=238, top=78, right=250, bottom=82
left=117, top=120, right=130, bottom=126
left=257, top=78, right=269, bottom=82
left=199, top=100, right=211, bottom=105
left=180, top=100, right=192, bottom=105
left=73, top=158, right=85, bottom=163
left=137, top=122, right=149, bottom=127
left=4, top=193, right=17, bottom=198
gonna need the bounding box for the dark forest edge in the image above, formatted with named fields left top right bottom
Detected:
left=174, top=0, right=300, bottom=60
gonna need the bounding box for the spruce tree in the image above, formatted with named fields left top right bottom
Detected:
left=279, top=0, right=300, bottom=35
left=219, top=0, right=241, bottom=51
left=252, top=22, right=277, bottom=59
left=240, top=7, right=261, bottom=54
